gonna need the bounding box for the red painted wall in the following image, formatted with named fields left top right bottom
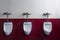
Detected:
left=0, top=19, right=60, bottom=40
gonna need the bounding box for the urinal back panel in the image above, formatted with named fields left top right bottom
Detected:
left=23, top=22, right=32, bottom=35
left=3, top=22, right=13, bottom=35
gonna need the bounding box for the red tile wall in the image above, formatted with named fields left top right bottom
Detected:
left=0, top=19, right=60, bottom=40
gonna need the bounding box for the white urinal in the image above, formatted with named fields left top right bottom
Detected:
left=3, top=22, right=13, bottom=35
left=23, top=22, right=32, bottom=35
left=43, top=22, right=52, bottom=35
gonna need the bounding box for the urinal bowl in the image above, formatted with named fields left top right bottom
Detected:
left=23, top=22, right=32, bottom=35
left=43, top=22, right=52, bottom=35
left=3, top=22, right=13, bottom=35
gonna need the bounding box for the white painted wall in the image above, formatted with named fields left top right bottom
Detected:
left=0, top=0, right=11, bottom=18
left=0, top=0, right=60, bottom=18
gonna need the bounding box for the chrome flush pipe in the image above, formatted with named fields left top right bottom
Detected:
left=43, top=12, right=50, bottom=21
left=3, top=12, right=11, bottom=22
left=23, top=12, right=30, bottom=22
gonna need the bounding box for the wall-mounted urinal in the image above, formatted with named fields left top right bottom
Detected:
left=23, top=12, right=32, bottom=35
left=23, top=22, right=32, bottom=35
left=43, top=12, right=52, bottom=35
left=3, top=22, right=13, bottom=35
left=43, top=22, right=52, bottom=35
left=3, top=12, right=13, bottom=36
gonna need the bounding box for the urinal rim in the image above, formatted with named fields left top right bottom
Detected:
left=43, top=22, right=52, bottom=24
